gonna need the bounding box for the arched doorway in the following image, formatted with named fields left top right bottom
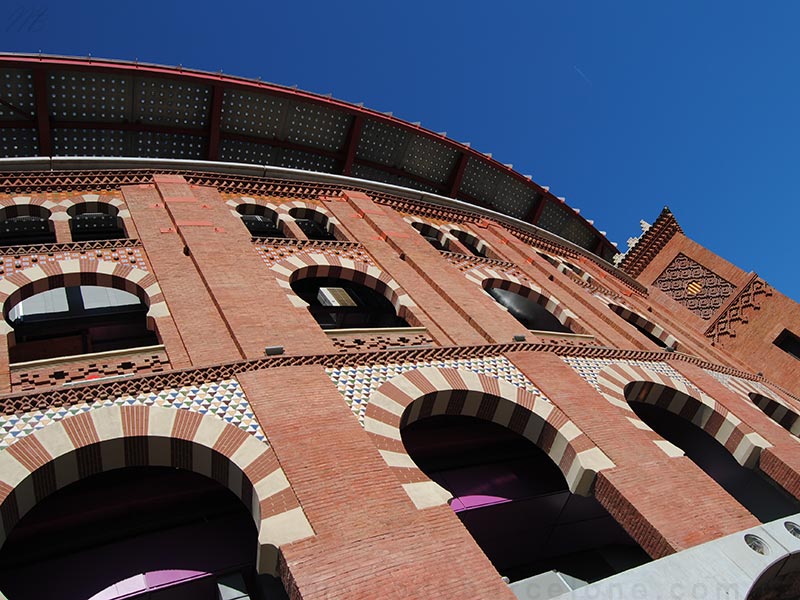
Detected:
left=624, top=382, right=800, bottom=522
left=401, top=410, right=649, bottom=583
left=0, top=466, right=278, bottom=600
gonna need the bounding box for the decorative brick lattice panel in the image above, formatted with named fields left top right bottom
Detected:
left=562, top=356, right=696, bottom=393
left=706, top=277, right=774, bottom=342
left=254, top=239, right=373, bottom=269
left=12, top=349, right=170, bottom=392
left=0, top=378, right=265, bottom=449
left=327, top=355, right=548, bottom=425
left=328, top=331, right=434, bottom=352
left=653, top=253, right=736, bottom=319
left=0, top=244, right=147, bottom=280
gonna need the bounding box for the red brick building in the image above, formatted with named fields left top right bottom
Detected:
left=0, top=55, right=798, bottom=599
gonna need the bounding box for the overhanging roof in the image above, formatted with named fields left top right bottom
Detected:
left=0, top=53, right=617, bottom=261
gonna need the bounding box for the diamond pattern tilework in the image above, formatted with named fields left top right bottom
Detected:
left=326, top=355, right=549, bottom=426
left=705, top=369, right=774, bottom=398
left=0, top=379, right=266, bottom=449
left=563, top=357, right=696, bottom=392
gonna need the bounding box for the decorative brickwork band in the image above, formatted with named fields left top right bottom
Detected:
left=270, top=253, right=421, bottom=326
left=595, top=364, right=769, bottom=467
left=618, top=207, right=683, bottom=278
left=705, top=276, right=774, bottom=342
left=608, top=302, right=678, bottom=350
left=364, top=366, right=615, bottom=504
left=0, top=404, right=314, bottom=575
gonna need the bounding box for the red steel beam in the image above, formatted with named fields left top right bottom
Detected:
left=32, top=69, right=51, bottom=156
left=525, top=193, right=547, bottom=225
left=342, top=114, right=363, bottom=176
left=446, top=152, right=468, bottom=198
left=207, top=84, right=224, bottom=161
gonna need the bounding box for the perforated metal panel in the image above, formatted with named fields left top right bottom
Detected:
left=460, top=157, right=501, bottom=200
left=490, top=176, right=539, bottom=219
left=275, top=148, right=339, bottom=172
left=220, top=89, right=288, bottom=138
left=538, top=201, right=597, bottom=249
left=0, top=128, right=37, bottom=156
left=286, top=102, right=351, bottom=151
left=48, top=71, right=132, bottom=122
left=134, top=131, right=206, bottom=159
left=0, top=69, right=34, bottom=121
left=401, top=135, right=459, bottom=185
left=219, top=139, right=278, bottom=164
left=537, top=200, right=571, bottom=234
left=560, top=218, right=597, bottom=250
left=356, top=119, right=410, bottom=165
left=132, top=77, right=211, bottom=128
left=53, top=128, right=126, bottom=156
left=352, top=163, right=439, bottom=193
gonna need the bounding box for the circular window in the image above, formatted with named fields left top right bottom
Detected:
left=744, top=534, right=770, bottom=555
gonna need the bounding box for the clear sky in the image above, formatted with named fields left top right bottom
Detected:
left=4, top=1, right=800, bottom=301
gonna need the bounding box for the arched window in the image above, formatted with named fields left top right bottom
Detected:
left=411, top=222, right=448, bottom=251
left=402, top=413, right=649, bottom=583
left=449, top=229, right=487, bottom=257
left=7, top=285, right=158, bottom=362
left=236, top=204, right=286, bottom=238
left=608, top=303, right=677, bottom=350
left=290, top=276, right=408, bottom=330
left=0, top=205, right=56, bottom=246
left=68, top=202, right=126, bottom=241
left=288, top=207, right=336, bottom=241
left=484, top=281, right=574, bottom=333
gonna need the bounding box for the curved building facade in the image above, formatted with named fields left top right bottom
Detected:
left=0, top=55, right=798, bottom=600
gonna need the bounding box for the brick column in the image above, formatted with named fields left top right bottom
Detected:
left=52, top=218, right=72, bottom=243
left=239, top=365, right=515, bottom=600
left=506, top=351, right=759, bottom=557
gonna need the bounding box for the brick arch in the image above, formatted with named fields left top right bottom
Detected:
left=364, top=366, right=614, bottom=505
left=608, top=302, right=679, bottom=350
left=225, top=196, right=293, bottom=238
left=270, top=253, right=421, bottom=326
left=281, top=200, right=343, bottom=239
left=0, top=404, right=313, bottom=575
left=465, top=267, right=588, bottom=334
left=0, top=196, right=56, bottom=219
left=0, top=259, right=170, bottom=350
left=747, top=391, right=800, bottom=437
left=595, top=363, right=769, bottom=467
left=403, top=216, right=448, bottom=248
left=446, top=224, right=492, bottom=256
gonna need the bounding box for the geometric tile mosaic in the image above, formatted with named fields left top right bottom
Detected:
left=326, top=355, right=549, bottom=426
left=0, top=379, right=266, bottom=449
left=705, top=369, right=775, bottom=399
left=563, top=356, right=697, bottom=392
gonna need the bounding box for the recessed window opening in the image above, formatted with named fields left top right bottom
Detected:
left=625, top=383, right=800, bottom=523
left=747, top=549, right=800, bottom=599
left=774, top=329, right=800, bottom=361
left=450, top=229, right=487, bottom=257
left=288, top=207, right=336, bottom=241
left=411, top=222, right=448, bottom=251
left=0, top=466, right=284, bottom=600
left=401, top=414, right=650, bottom=584
left=7, top=285, right=158, bottom=362
left=485, top=284, right=573, bottom=333
left=68, top=203, right=126, bottom=241
left=291, top=276, right=408, bottom=330
left=236, top=204, right=286, bottom=238
left=0, top=205, right=56, bottom=246
left=609, top=304, right=674, bottom=350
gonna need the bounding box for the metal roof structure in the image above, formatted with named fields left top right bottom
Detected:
left=0, top=54, right=617, bottom=261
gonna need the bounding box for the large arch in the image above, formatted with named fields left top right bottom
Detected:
left=363, top=366, right=615, bottom=505
left=464, top=267, right=587, bottom=335
left=595, top=363, right=768, bottom=467
left=0, top=403, right=313, bottom=576
left=270, top=253, right=421, bottom=326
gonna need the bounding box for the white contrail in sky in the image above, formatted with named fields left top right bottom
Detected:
left=574, top=66, right=592, bottom=86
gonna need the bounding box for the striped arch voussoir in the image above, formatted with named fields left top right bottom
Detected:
left=596, top=363, right=769, bottom=468
left=0, top=404, right=313, bottom=576
left=470, top=271, right=587, bottom=334
left=0, top=259, right=169, bottom=323
left=364, top=366, right=614, bottom=506
left=609, top=303, right=679, bottom=349
left=270, top=253, right=419, bottom=324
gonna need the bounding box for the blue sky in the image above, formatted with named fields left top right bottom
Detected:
left=4, top=1, right=800, bottom=301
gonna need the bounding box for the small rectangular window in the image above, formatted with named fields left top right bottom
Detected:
left=774, top=329, right=800, bottom=360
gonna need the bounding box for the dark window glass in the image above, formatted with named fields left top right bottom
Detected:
left=775, top=329, right=800, bottom=360
left=487, top=287, right=572, bottom=333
